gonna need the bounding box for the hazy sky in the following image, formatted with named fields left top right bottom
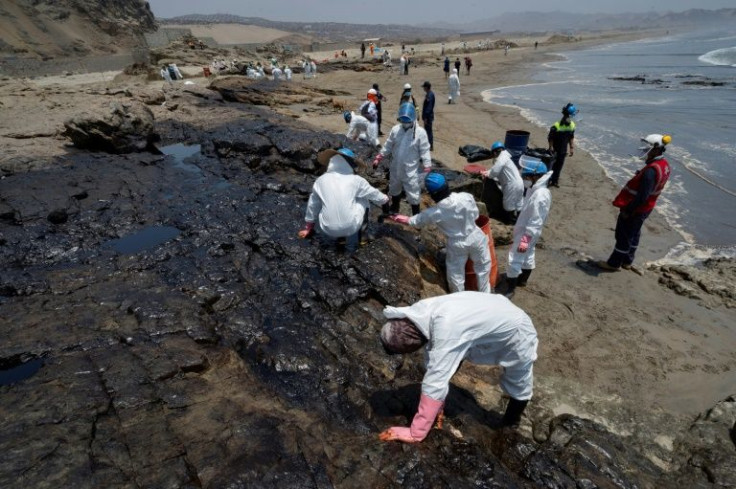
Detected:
left=147, top=0, right=734, bottom=24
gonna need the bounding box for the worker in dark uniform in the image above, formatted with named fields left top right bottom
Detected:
left=421, top=81, right=435, bottom=151
left=372, top=83, right=387, bottom=136
left=547, top=103, right=577, bottom=187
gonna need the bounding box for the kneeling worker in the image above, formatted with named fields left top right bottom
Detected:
left=298, top=148, right=388, bottom=245
left=390, top=172, right=492, bottom=293
left=378, top=292, right=538, bottom=443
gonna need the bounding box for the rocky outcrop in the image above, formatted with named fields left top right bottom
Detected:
left=0, top=0, right=155, bottom=61
left=62, top=100, right=155, bottom=153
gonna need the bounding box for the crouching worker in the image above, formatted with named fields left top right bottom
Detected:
left=343, top=110, right=375, bottom=146
left=378, top=292, right=538, bottom=443
left=505, top=158, right=552, bottom=298
left=390, top=172, right=492, bottom=293
left=298, top=148, right=388, bottom=248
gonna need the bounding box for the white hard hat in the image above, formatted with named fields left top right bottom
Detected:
left=403, top=83, right=411, bottom=90
left=368, top=88, right=377, bottom=95
left=641, top=134, right=672, bottom=147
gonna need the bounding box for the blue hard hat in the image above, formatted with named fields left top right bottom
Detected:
left=343, top=110, right=352, bottom=123
left=336, top=147, right=356, bottom=161
left=397, top=102, right=416, bottom=123
left=425, top=172, right=447, bottom=193
left=491, top=141, right=504, bottom=151
left=520, top=159, right=548, bottom=176
left=563, top=103, right=578, bottom=117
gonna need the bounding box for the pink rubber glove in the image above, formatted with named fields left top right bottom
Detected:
left=481, top=169, right=491, bottom=178
left=379, top=394, right=444, bottom=443
left=517, top=234, right=531, bottom=253
left=298, top=222, right=315, bottom=239
left=423, top=166, right=432, bottom=173
left=390, top=214, right=410, bottom=224
left=372, top=153, right=384, bottom=168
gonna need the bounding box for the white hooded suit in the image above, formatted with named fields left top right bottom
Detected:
left=409, top=192, right=491, bottom=293
left=305, top=156, right=388, bottom=238
left=487, top=150, right=524, bottom=212
left=378, top=123, right=432, bottom=205
left=448, top=69, right=460, bottom=102
left=383, top=292, right=538, bottom=401
left=507, top=171, right=553, bottom=278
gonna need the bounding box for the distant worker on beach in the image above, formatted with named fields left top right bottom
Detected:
left=399, top=55, right=407, bottom=75
left=372, top=83, right=387, bottom=136
left=547, top=103, right=577, bottom=187
left=358, top=89, right=380, bottom=146
left=443, top=56, right=450, bottom=78
left=298, top=148, right=388, bottom=247
left=378, top=292, right=538, bottom=443
left=596, top=134, right=672, bottom=274
left=390, top=173, right=492, bottom=293
left=400, top=83, right=417, bottom=108
left=160, top=65, right=173, bottom=84
left=361, top=42, right=366, bottom=59
left=448, top=68, right=460, bottom=104
left=481, top=141, right=524, bottom=224
left=372, top=103, right=432, bottom=216
left=505, top=158, right=553, bottom=298
left=421, top=81, right=435, bottom=151
left=454, top=57, right=461, bottom=74
left=465, top=56, right=473, bottom=75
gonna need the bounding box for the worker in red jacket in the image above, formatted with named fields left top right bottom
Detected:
left=597, top=134, right=672, bottom=274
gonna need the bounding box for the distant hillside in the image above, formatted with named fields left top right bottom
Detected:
left=162, top=13, right=457, bottom=41
left=424, top=8, right=736, bottom=34
left=0, top=0, right=156, bottom=59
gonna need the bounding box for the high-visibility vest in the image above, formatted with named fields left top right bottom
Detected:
left=613, top=158, right=670, bottom=213
left=552, top=120, right=575, bottom=132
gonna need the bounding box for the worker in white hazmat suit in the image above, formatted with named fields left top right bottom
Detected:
left=358, top=90, right=380, bottom=146
left=343, top=111, right=375, bottom=145
left=298, top=148, right=388, bottom=246
left=271, top=65, right=283, bottom=81
left=283, top=65, right=292, bottom=81
left=448, top=68, right=460, bottom=103
left=481, top=141, right=524, bottom=224
left=372, top=103, right=432, bottom=216
left=390, top=173, right=492, bottom=293
left=378, top=292, right=539, bottom=443
left=505, top=158, right=552, bottom=298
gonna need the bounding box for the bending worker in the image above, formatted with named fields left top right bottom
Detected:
left=372, top=103, right=432, bottom=216
left=547, top=102, right=577, bottom=187
left=390, top=173, right=492, bottom=293
left=481, top=141, right=524, bottom=224
left=358, top=89, right=380, bottom=146
left=505, top=158, right=552, bottom=298
left=343, top=110, right=375, bottom=146
left=597, top=134, right=672, bottom=274
left=378, top=292, right=539, bottom=443
left=298, top=148, right=388, bottom=246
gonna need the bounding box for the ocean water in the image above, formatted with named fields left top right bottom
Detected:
left=483, top=28, right=736, bottom=261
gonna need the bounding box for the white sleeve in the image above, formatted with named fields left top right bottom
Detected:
left=356, top=178, right=389, bottom=205
left=524, top=193, right=551, bottom=240
left=409, top=207, right=442, bottom=228
left=304, top=189, right=322, bottom=223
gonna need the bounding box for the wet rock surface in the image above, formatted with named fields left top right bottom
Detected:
left=651, top=258, right=735, bottom=308
left=1, top=85, right=733, bottom=488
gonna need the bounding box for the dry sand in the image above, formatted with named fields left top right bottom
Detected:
left=163, top=23, right=295, bottom=45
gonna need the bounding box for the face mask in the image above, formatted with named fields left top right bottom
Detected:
left=524, top=179, right=533, bottom=189
left=401, top=122, right=413, bottom=130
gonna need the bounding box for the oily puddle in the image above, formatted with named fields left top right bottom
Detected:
left=104, top=226, right=181, bottom=254
left=0, top=355, right=44, bottom=386
left=159, top=143, right=202, bottom=174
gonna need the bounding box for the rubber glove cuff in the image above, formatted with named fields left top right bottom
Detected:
left=423, top=166, right=432, bottom=173
left=390, top=214, right=410, bottom=224
left=372, top=153, right=384, bottom=168
left=409, top=394, right=444, bottom=441
left=298, top=221, right=315, bottom=239
left=517, top=234, right=531, bottom=253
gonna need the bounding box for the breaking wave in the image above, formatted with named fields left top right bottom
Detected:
left=698, top=46, right=736, bottom=67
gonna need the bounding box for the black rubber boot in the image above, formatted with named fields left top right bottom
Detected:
left=390, top=196, right=401, bottom=214
left=381, top=201, right=390, bottom=216
left=411, top=204, right=421, bottom=216
left=501, top=398, right=529, bottom=427
left=504, top=277, right=518, bottom=299
left=518, top=269, right=532, bottom=287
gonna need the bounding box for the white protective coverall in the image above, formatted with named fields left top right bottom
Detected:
left=383, top=291, right=538, bottom=401
left=310, top=61, right=317, bottom=77
left=272, top=67, right=283, bottom=80
left=378, top=123, right=431, bottom=205
left=304, top=156, right=388, bottom=238
left=346, top=112, right=375, bottom=145
left=409, top=192, right=491, bottom=293
left=169, top=64, right=183, bottom=80
left=507, top=171, right=552, bottom=278
left=487, top=150, right=524, bottom=212
left=448, top=69, right=460, bottom=103
left=284, top=67, right=292, bottom=81
left=160, top=67, right=172, bottom=83
left=358, top=101, right=379, bottom=146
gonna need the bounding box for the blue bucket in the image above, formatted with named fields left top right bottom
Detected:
left=504, top=130, right=530, bottom=165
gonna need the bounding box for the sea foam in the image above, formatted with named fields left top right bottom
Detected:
left=698, top=46, right=736, bottom=67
